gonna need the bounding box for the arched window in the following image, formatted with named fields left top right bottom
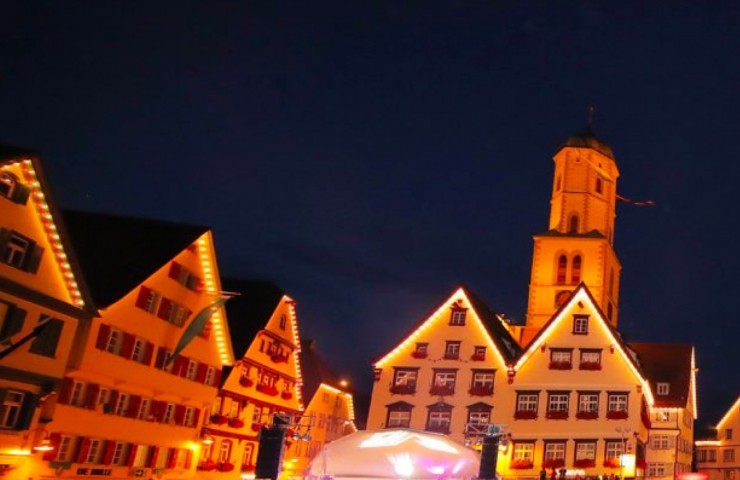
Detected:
left=571, top=255, right=582, bottom=284
left=569, top=214, right=579, bottom=233
left=556, top=255, right=567, bottom=284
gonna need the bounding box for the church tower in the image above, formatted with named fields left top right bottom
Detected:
left=521, top=130, right=622, bottom=346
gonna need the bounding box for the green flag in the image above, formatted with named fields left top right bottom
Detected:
left=165, top=297, right=230, bottom=366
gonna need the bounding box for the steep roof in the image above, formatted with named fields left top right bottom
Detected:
left=461, top=285, right=522, bottom=362
left=300, top=339, right=350, bottom=402
left=221, top=277, right=285, bottom=360
left=62, top=210, right=208, bottom=308
left=560, top=129, right=615, bottom=159
left=629, top=342, right=693, bottom=408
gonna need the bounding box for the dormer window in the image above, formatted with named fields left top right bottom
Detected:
left=573, top=315, right=589, bottom=335
left=450, top=309, right=467, bottom=326
left=0, top=173, right=16, bottom=198
left=412, top=343, right=428, bottom=359
left=657, top=383, right=670, bottom=395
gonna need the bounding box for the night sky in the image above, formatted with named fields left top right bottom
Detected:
left=2, top=2, right=739, bottom=427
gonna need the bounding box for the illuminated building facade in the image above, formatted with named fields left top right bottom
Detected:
left=34, top=211, right=235, bottom=480
left=367, top=131, right=697, bottom=479
left=198, top=279, right=303, bottom=480
left=0, top=148, right=94, bottom=477
left=696, top=397, right=740, bottom=480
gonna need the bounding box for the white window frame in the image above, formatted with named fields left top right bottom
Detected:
left=450, top=310, right=467, bottom=325
left=551, top=350, right=572, bottom=363
left=186, top=360, right=198, bottom=380
left=578, top=393, right=599, bottom=412
left=3, top=233, right=30, bottom=268
left=137, top=398, right=151, bottom=420
left=1, top=390, right=24, bottom=428
left=657, top=383, right=670, bottom=395
left=573, top=315, right=589, bottom=334
left=544, top=442, right=566, bottom=460
left=387, top=410, right=410, bottom=428
left=516, top=393, right=538, bottom=411
left=608, top=393, right=629, bottom=412
left=115, top=393, right=130, bottom=416
left=427, top=411, right=451, bottom=428
left=576, top=441, right=596, bottom=460
left=56, top=435, right=73, bottom=461
left=70, top=381, right=85, bottom=407
left=548, top=393, right=569, bottom=412
left=218, top=440, right=232, bottom=463
left=106, top=329, right=123, bottom=355
left=110, top=442, right=126, bottom=466
left=605, top=440, right=625, bottom=459
left=394, top=370, right=417, bottom=387
left=163, top=403, right=175, bottom=424
left=184, top=407, right=195, bottom=427
left=131, top=338, right=145, bottom=362
left=468, top=411, right=490, bottom=425
left=85, top=439, right=103, bottom=464
left=472, top=372, right=494, bottom=388
left=513, top=443, right=534, bottom=461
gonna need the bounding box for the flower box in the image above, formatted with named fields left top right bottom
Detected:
left=429, top=385, right=455, bottom=396
left=251, top=423, right=263, bottom=432
left=574, top=459, right=596, bottom=468
left=210, top=414, right=227, bottom=425
left=390, top=384, right=416, bottom=395
left=603, top=458, right=620, bottom=468
left=545, top=410, right=569, bottom=420
left=411, top=351, right=428, bottom=359
left=513, top=410, right=537, bottom=420
left=579, top=362, right=601, bottom=371
left=218, top=462, right=235, bottom=472
left=469, top=385, right=493, bottom=396
left=548, top=361, right=572, bottom=370
left=198, top=460, right=217, bottom=471
left=270, top=353, right=289, bottom=363
left=241, top=465, right=256, bottom=473
left=281, top=391, right=293, bottom=400
left=575, top=411, right=598, bottom=420
left=228, top=418, right=245, bottom=428
left=542, top=459, right=565, bottom=469
left=606, top=410, right=628, bottom=420
left=510, top=459, right=534, bottom=470
left=470, top=353, right=486, bottom=361
left=256, top=384, right=279, bottom=396
left=239, top=377, right=254, bottom=387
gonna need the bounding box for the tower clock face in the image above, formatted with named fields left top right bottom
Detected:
left=555, top=290, right=572, bottom=308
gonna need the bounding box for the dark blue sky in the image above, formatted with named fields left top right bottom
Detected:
left=2, top=1, right=739, bottom=426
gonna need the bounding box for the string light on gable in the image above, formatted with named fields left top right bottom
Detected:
left=286, top=298, right=305, bottom=411
left=196, top=234, right=230, bottom=365
left=322, top=384, right=356, bottom=421
left=16, top=161, right=85, bottom=308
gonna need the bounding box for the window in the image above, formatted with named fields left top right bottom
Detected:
left=0, top=172, right=17, bottom=198
left=426, top=403, right=452, bottom=433
left=657, top=383, right=670, bottom=395
left=450, top=309, right=467, bottom=326
left=29, top=316, right=63, bottom=358
left=550, top=349, right=572, bottom=369
left=413, top=343, right=428, bottom=358
left=115, top=393, right=130, bottom=416
left=579, top=349, right=601, bottom=369
left=0, top=390, right=24, bottom=428
left=468, top=410, right=491, bottom=425
left=573, top=314, right=589, bottom=334
left=512, top=442, right=534, bottom=461
left=596, top=177, right=603, bottom=194
left=544, top=442, right=566, bottom=464
left=137, top=398, right=151, bottom=420
left=432, top=370, right=456, bottom=387
left=131, top=338, right=146, bottom=363
left=547, top=392, right=569, bottom=417
left=654, top=411, right=671, bottom=422
left=605, top=440, right=625, bottom=460
left=444, top=341, right=461, bottom=359
left=391, top=369, right=417, bottom=394
left=110, top=442, right=128, bottom=466
left=647, top=463, right=668, bottom=477
left=168, top=262, right=202, bottom=291
left=575, top=441, right=596, bottom=462
left=651, top=435, right=671, bottom=450
left=516, top=392, right=539, bottom=412
left=472, top=371, right=495, bottom=389
left=571, top=255, right=582, bottom=284
left=186, top=360, right=198, bottom=380
left=218, top=440, right=232, bottom=463
left=163, top=403, right=175, bottom=424
left=69, top=381, right=85, bottom=407
left=569, top=214, right=579, bottom=233
left=96, top=388, right=110, bottom=408
left=472, top=346, right=486, bottom=360
left=184, top=407, right=195, bottom=427
left=0, top=301, right=25, bottom=343
left=241, top=444, right=254, bottom=470
left=56, top=436, right=73, bottom=461
left=105, top=328, right=123, bottom=355
left=85, top=439, right=103, bottom=464
left=252, top=405, right=262, bottom=425
left=607, top=392, right=629, bottom=417
left=726, top=429, right=734, bottom=440
left=205, top=367, right=216, bottom=386
left=1, top=231, right=42, bottom=272
left=280, top=314, right=287, bottom=330
left=577, top=392, right=599, bottom=418
left=556, top=255, right=567, bottom=284
left=136, top=286, right=161, bottom=314
left=724, top=449, right=735, bottom=463
left=386, top=402, right=413, bottom=428
left=229, top=399, right=239, bottom=419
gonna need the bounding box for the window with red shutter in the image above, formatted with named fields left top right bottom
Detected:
left=168, top=262, right=182, bottom=281
left=76, top=437, right=91, bottom=463
left=157, top=298, right=172, bottom=321
left=195, top=363, right=208, bottom=383
left=213, top=369, right=222, bottom=387
left=58, top=378, right=74, bottom=404
left=148, top=446, right=159, bottom=468
left=85, top=384, right=100, bottom=410
left=127, top=444, right=139, bottom=467
left=102, top=440, right=116, bottom=465
left=121, top=333, right=136, bottom=359
left=127, top=396, right=142, bottom=418
left=42, top=433, right=61, bottom=461
left=174, top=405, right=186, bottom=425
left=95, top=324, right=110, bottom=350
left=135, top=286, right=151, bottom=309
left=143, top=342, right=154, bottom=366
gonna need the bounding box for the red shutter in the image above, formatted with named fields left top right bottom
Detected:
left=85, top=383, right=100, bottom=410
left=135, top=286, right=151, bottom=309
left=127, top=395, right=142, bottom=418
left=213, top=369, right=222, bottom=386
left=155, top=347, right=167, bottom=370
left=95, top=324, right=110, bottom=350
left=173, top=355, right=187, bottom=377
left=168, top=262, right=181, bottom=280
left=76, top=437, right=91, bottom=463
left=102, top=440, right=116, bottom=465
left=42, top=433, right=61, bottom=461
left=166, top=448, right=177, bottom=469
left=157, top=298, right=172, bottom=320
left=184, top=449, right=192, bottom=469
left=127, top=444, right=139, bottom=467
left=192, top=409, right=201, bottom=428
left=107, top=390, right=119, bottom=415
left=58, top=378, right=74, bottom=404
left=143, top=342, right=154, bottom=366
left=150, top=401, right=165, bottom=422
left=195, top=363, right=208, bottom=383
left=174, top=405, right=186, bottom=425
left=121, top=333, right=136, bottom=359
left=148, top=446, right=159, bottom=468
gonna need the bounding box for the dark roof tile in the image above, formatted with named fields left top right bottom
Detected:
left=629, top=342, right=693, bottom=408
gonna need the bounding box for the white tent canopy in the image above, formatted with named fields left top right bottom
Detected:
left=306, top=429, right=480, bottom=480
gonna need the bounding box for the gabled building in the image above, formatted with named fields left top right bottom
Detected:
left=696, top=397, right=740, bottom=480
left=0, top=147, right=95, bottom=478
left=37, top=211, right=234, bottom=479
left=289, top=339, right=356, bottom=477
left=198, top=279, right=303, bottom=479
left=366, top=285, right=522, bottom=443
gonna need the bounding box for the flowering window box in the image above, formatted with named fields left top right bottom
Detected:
left=545, top=410, right=569, bottom=420
left=429, top=385, right=455, bottom=396
left=270, top=353, right=289, bottom=364
left=513, top=410, right=537, bottom=420
left=239, top=377, right=254, bottom=387
left=210, top=414, right=228, bottom=425
left=218, top=462, right=235, bottom=472
left=510, top=459, right=534, bottom=470
left=548, top=361, right=572, bottom=370
left=198, top=460, right=217, bottom=471
left=574, top=459, right=596, bottom=468
left=579, top=362, right=601, bottom=371
left=228, top=418, right=245, bottom=428
left=281, top=391, right=293, bottom=400
left=603, top=458, right=620, bottom=469
left=606, top=410, right=628, bottom=420
left=470, top=353, right=486, bottom=361
left=251, top=423, right=263, bottom=432
left=390, top=384, right=416, bottom=395
left=241, top=465, right=256, bottom=473
left=469, top=385, right=493, bottom=396
left=542, top=459, right=565, bottom=469
left=575, top=411, right=599, bottom=420
left=411, top=351, right=428, bottom=359
left=256, top=384, right=279, bottom=396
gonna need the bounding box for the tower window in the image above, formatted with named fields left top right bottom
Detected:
left=609, top=269, right=615, bottom=295
left=571, top=255, right=582, bottom=284
left=596, top=177, right=603, bottom=194
left=556, top=255, right=567, bottom=284
left=569, top=215, right=579, bottom=233
left=555, top=175, right=562, bottom=192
